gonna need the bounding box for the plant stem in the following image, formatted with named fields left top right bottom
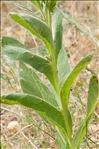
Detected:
left=45, top=6, right=72, bottom=148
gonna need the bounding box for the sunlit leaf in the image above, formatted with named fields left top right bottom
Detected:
left=60, top=55, right=92, bottom=139
left=61, top=55, right=92, bottom=109
left=10, top=12, right=53, bottom=54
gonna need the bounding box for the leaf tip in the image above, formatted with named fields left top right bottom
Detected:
left=90, top=75, right=98, bottom=86
left=87, top=54, right=93, bottom=62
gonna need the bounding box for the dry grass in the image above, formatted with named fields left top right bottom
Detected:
left=1, top=1, right=99, bottom=149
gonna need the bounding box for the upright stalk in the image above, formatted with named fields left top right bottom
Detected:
left=45, top=8, right=72, bottom=149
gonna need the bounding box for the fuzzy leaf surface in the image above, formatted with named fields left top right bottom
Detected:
left=10, top=12, right=53, bottom=54
left=1, top=93, right=65, bottom=130
left=57, top=48, right=70, bottom=87
left=2, top=37, right=56, bottom=88
left=19, top=63, right=57, bottom=106
left=52, top=9, right=63, bottom=59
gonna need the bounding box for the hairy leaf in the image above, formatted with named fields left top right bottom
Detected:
left=10, top=12, right=53, bottom=54
left=15, top=3, right=33, bottom=15
left=52, top=9, right=63, bottom=59
left=19, top=63, right=57, bottom=106
left=2, top=37, right=56, bottom=88
left=57, top=48, right=70, bottom=87
left=2, top=36, right=25, bottom=48
left=1, top=93, right=65, bottom=130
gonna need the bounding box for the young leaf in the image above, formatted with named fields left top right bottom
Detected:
left=52, top=9, right=63, bottom=59
left=60, top=55, right=92, bottom=139
left=87, top=75, right=99, bottom=118
left=57, top=48, right=70, bottom=87
left=10, top=13, right=53, bottom=54
left=48, top=0, right=57, bottom=12
left=19, top=62, right=58, bottom=106
left=2, top=37, right=56, bottom=89
left=60, top=55, right=92, bottom=109
left=72, top=75, right=99, bottom=148
left=1, top=93, right=65, bottom=130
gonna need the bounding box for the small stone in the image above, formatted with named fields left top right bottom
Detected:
left=7, top=121, right=20, bottom=133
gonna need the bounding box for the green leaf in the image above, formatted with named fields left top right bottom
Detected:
left=60, top=55, right=92, bottom=139
left=72, top=76, right=99, bottom=148
left=60, top=55, right=92, bottom=109
left=56, top=133, right=66, bottom=149
left=15, top=3, right=33, bottom=15
left=56, top=127, right=67, bottom=148
left=87, top=76, right=99, bottom=118
left=19, top=62, right=57, bottom=106
left=10, top=12, right=53, bottom=54
left=52, top=9, right=63, bottom=59
left=31, top=0, right=41, bottom=10
left=48, top=0, right=57, bottom=12
left=1, top=93, right=65, bottom=130
left=2, top=36, right=25, bottom=48
left=72, top=119, right=86, bottom=149
left=34, top=47, right=48, bottom=57
left=2, top=37, right=56, bottom=89
left=57, top=48, right=70, bottom=87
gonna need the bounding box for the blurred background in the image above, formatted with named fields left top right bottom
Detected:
left=1, top=1, right=99, bottom=149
